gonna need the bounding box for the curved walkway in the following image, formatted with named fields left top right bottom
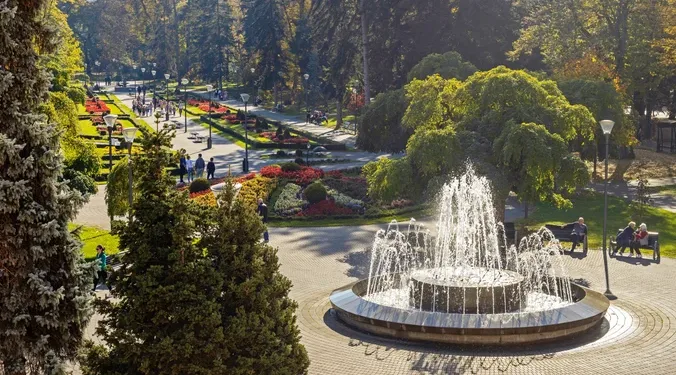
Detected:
left=268, top=225, right=676, bottom=375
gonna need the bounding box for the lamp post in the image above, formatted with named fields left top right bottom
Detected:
left=133, top=64, right=137, bottom=87
left=154, top=110, right=162, bottom=132
left=95, top=60, right=101, bottom=88
left=151, top=69, right=157, bottom=98
left=250, top=68, right=256, bottom=105
left=140, top=67, right=146, bottom=98
left=306, top=142, right=310, bottom=166
left=600, top=119, right=616, bottom=299
left=182, top=78, right=189, bottom=133
left=122, top=127, right=138, bottom=221
left=164, top=73, right=170, bottom=121
left=206, top=84, right=214, bottom=149
left=241, top=93, right=250, bottom=172
left=303, top=73, right=310, bottom=112
left=103, top=114, right=117, bottom=225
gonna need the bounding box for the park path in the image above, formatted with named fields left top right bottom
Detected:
left=187, top=89, right=358, bottom=147
left=588, top=176, right=676, bottom=212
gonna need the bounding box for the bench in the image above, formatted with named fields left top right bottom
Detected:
left=544, top=223, right=588, bottom=252
left=609, top=230, right=660, bottom=262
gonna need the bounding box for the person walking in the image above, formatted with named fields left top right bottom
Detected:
left=306, top=110, right=311, bottom=124
left=179, top=153, right=187, bottom=183
left=630, top=223, right=649, bottom=258
left=195, top=154, right=205, bottom=179
left=206, top=157, right=216, bottom=180
left=186, top=155, right=194, bottom=182
left=613, top=221, right=636, bottom=256
left=93, top=245, right=108, bottom=291
left=257, top=198, right=269, bottom=243
left=562, top=217, right=587, bottom=252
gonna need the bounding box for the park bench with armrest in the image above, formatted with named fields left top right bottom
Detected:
left=609, top=230, right=660, bottom=262
left=544, top=223, right=588, bottom=252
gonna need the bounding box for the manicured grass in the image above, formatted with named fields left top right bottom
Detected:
left=525, top=192, right=676, bottom=258
left=68, top=224, right=120, bottom=260
left=193, top=118, right=246, bottom=148
left=77, top=119, right=100, bottom=136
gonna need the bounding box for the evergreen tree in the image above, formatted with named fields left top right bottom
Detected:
left=197, top=182, right=310, bottom=375
left=244, top=0, right=288, bottom=90
left=81, top=130, right=227, bottom=375
left=0, top=1, right=91, bottom=373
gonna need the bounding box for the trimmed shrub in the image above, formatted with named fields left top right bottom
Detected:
left=276, top=150, right=287, bottom=157
left=294, top=157, right=305, bottom=165
left=189, top=178, right=211, bottom=193
left=303, top=182, right=327, bottom=204
left=280, top=162, right=301, bottom=172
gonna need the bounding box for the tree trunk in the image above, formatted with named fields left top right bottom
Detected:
left=613, top=0, right=629, bottom=77
left=524, top=201, right=529, bottom=219
left=335, top=97, right=343, bottom=130
left=359, top=0, right=371, bottom=105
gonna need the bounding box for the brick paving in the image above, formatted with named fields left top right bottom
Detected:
left=268, top=225, right=676, bottom=375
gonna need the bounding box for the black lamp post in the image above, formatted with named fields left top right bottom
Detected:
left=182, top=78, right=189, bottom=133
left=304, top=73, right=310, bottom=112
left=250, top=68, right=256, bottom=105
left=206, top=84, right=214, bottom=149
left=164, top=73, right=170, bottom=121
left=103, top=114, right=117, bottom=224
left=306, top=142, right=310, bottom=166
left=122, top=127, right=138, bottom=221
left=241, top=93, right=250, bottom=172
left=95, top=60, right=101, bottom=88
left=600, top=119, right=616, bottom=299
left=141, top=67, right=146, bottom=98
left=151, top=69, right=156, bottom=98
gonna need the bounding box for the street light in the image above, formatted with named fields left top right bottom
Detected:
left=250, top=68, right=256, bottom=104
left=95, top=60, right=101, bottom=88
left=206, top=84, right=214, bottom=149
left=306, top=142, right=310, bottom=166
left=181, top=78, right=189, bottom=133
left=103, top=114, right=117, bottom=224
left=303, top=73, right=310, bottom=112
left=151, top=69, right=157, bottom=98
left=600, top=119, right=616, bottom=299
left=164, top=73, right=170, bottom=121
left=241, top=93, right=250, bottom=172
left=122, top=127, right=138, bottom=221
left=140, top=67, right=146, bottom=97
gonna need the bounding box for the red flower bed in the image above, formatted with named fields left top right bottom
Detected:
left=259, top=132, right=309, bottom=145
left=297, top=200, right=354, bottom=217
left=223, top=114, right=237, bottom=121
left=194, top=100, right=231, bottom=114
left=260, top=165, right=323, bottom=185
left=189, top=190, right=212, bottom=198
left=236, top=173, right=256, bottom=183
left=91, top=116, right=104, bottom=124
left=85, top=99, right=110, bottom=113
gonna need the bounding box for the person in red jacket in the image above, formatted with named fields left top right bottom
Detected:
left=630, top=223, right=649, bottom=258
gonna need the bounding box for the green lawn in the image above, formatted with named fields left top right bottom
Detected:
left=68, top=224, right=119, bottom=260
left=649, top=185, right=676, bottom=197
left=526, top=192, right=676, bottom=258
left=77, top=119, right=100, bottom=136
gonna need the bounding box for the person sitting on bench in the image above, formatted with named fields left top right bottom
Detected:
left=629, top=223, right=649, bottom=258
left=562, top=217, right=587, bottom=252
left=613, top=221, right=636, bottom=256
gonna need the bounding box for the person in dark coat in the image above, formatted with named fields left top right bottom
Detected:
left=257, top=198, right=269, bottom=243
left=562, top=217, right=587, bottom=252
left=206, top=158, right=216, bottom=180
left=613, top=221, right=636, bottom=256
left=179, top=153, right=187, bottom=183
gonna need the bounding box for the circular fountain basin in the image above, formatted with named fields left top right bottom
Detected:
left=409, top=267, right=525, bottom=314
left=330, top=278, right=609, bottom=346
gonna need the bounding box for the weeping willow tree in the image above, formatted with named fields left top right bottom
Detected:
left=105, top=156, right=138, bottom=220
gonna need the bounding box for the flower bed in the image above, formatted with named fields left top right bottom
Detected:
left=190, top=190, right=217, bottom=207
left=260, top=165, right=323, bottom=185
left=296, top=200, right=354, bottom=217
left=328, top=188, right=364, bottom=210
left=259, top=132, right=309, bottom=145
left=274, top=183, right=306, bottom=215
left=238, top=175, right=277, bottom=207
left=85, top=98, right=110, bottom=114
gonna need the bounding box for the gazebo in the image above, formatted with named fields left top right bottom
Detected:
left=656, top=119, right=676, bottom=153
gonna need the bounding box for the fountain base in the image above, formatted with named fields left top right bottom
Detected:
left=409, top=267, right=525, bottom=314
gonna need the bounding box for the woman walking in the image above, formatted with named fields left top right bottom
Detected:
left=93, top=245, right=108, bottom=291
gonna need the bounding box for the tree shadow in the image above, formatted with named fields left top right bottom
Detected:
left=338, top=247, right=371, bottom=279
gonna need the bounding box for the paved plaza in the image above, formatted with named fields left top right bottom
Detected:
left=267, top=225, right=676, bottom=375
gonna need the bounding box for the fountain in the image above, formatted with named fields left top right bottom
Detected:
left=330, top=167, right=609, bottom=345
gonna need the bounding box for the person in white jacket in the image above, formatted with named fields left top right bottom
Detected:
left=186, top=155, right=194, bottom=182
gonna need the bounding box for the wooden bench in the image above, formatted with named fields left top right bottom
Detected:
left=544, top=223, right=588, bottom=252
left=609, top=230, right=660, bottom=262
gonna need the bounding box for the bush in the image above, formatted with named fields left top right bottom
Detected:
left=303, top=182, right=327, bottom=204
left=295, top=149, right=303, bottom=157
left=276, top=150, right=287, bottom=157
left=189, top=178, right=211, bottom=193
left=280, top=162, right=301, bottom=172
left=294, top=157, right=305, bottom=165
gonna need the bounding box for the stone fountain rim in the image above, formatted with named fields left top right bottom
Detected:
left=329, top=277, right=609, bottom=337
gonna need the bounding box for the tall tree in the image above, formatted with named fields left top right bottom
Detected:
left=0, top=1, right=91, bottom=373
left=244, top=0, right=289, bottom=92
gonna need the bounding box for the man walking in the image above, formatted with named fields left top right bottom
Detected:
left=257, top=198, right=269, bottom=243
left=206, top=157, right=216, bottom=180
left=195, top=153, right=205, bottom=179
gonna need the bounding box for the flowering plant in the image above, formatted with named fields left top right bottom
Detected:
left=297, top=200, right=354, bottom=217
left=274, top=183, right=306, bottom=215
left=190, top=190, right=217, bottom=207
left=328, top=188, right=364, bottom=210
left=85, top=98, right=110, bottom=113
left=259, top=132, right=309, bottom=144
left=260, top=165, right=323, bottom=185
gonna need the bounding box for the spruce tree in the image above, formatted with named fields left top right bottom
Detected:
left=198, top=182, right=309, bottom=375
left=0, top=1, right=91, bottom=374
left=81, top=131, right=227, bottom=375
